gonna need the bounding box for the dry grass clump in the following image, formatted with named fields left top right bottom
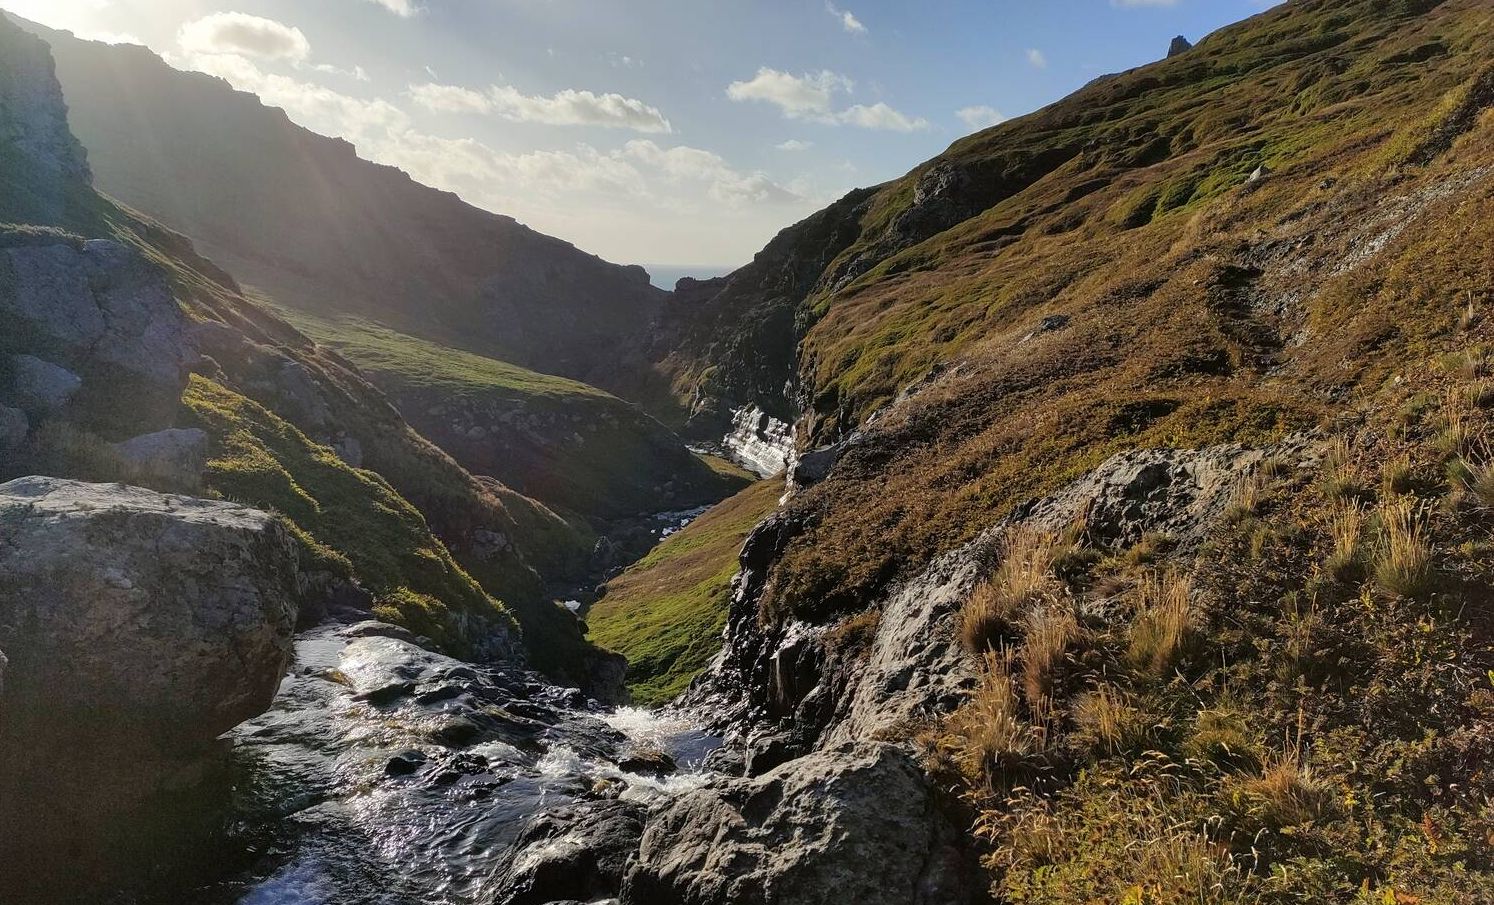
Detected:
left=960, top=528, right=1063, bottom=653
left=1235, top=756, right=1337, bottom=830
left=1126, top=571, right=1196, bottom=677
left=1435, top=388, right=1478, bottom=459
left=1184, top=704, right=1261, bottom=771
left=1223, top=472, right=1266, bottom=525
left=1073, top=685, right=1153, bottom=755
left=1020, top=603, right=1080, bottom=706
left=1316, top=437, right=1360, bottom=501
left=1373, top=497, right=1434, bottom=599
left=1379, top=453, right=1415, bottom=496
left=941, top=651, right=1045, bottom=792
left=1324, top=500, right=1366, bottom=584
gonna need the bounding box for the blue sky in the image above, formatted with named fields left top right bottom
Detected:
left=3, top=0, right=1280, bottom=268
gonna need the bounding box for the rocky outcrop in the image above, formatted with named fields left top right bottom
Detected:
left=0, top=233, right=194, bottom=437
left=722, top=405, right=795, bottom=477
left=1168, top=35, right=1194, bottom=58
left=0, top=478, right=303, bottom=896
left=0, top=14, right=90, bottom=186
left=622, top=742, right=973, bottom=905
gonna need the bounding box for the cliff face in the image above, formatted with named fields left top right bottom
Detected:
left=22, top=19, right=668, bottom=401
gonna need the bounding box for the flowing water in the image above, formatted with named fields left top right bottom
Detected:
left=183, top=622, right=720, bottom=905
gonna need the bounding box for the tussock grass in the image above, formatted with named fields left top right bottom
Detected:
left=960, top=528, right=1063, bottom=653
left=1325, top=500, right=1366, bottom=584
left=1126, top=571, right=1196, bottom=677
left=1317, top=437, right=1361, bottom=502
left=1020, top=603, right=1080, bottom=707
left=1373, top=497, right=1434, bottom=599
left=1379, top=453, right=1415, bottom=496
left=942, top=651, right=1044, bottom=792
left=1073, top=685, right=1152, bottom=755
left=1234, top=756, right=1336, bottom=831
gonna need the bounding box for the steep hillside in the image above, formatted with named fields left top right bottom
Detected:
left=588, top=478, right=781, bottom=704
left=663, top=0, right=1494, bottom=899
left=18, top=18, right=670, bottom=401
left=0, top=16, right=622, bottom=689
left=278, top=312, right=748, bottom=528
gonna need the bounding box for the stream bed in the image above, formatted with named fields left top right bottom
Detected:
left=186, top=621, right=720, bottom=905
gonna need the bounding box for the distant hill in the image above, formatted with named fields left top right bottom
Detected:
left=17, top=17, right=670, bottom=401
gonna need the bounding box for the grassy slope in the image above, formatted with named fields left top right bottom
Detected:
left=277, top=312, right=748, bottom=525
left=757, top=0, right=1494, bottom=621
left=588, top=479, right=782, bottom=704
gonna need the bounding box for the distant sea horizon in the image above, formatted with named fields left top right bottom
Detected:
left=644, top=264, right=739, bottom=291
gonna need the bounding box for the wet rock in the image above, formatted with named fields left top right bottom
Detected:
left=0, top=404, right=27, bottom=453
left=489, top=800, right=647, bottom=905
left=6, top=354, right=81, bottom=415
left=385, top=749, right=429, bottom=777
left=0, top=477, right=303, bottom=891
left=623, top=742, right=972, bottom=905
left=111, top=427, right=208, bottom=490
left=617, top=748, right=677, bottom=776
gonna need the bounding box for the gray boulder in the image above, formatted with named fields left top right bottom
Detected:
left=489, top=801, right=647, bottom=905
left=6, top=354, right=81, bottom=415
left=0, top=236, right=191, bottom=429
left=111, top=427, right=209, bottom=490
left=0, top=476, right=302, bottom=743
left=622, top=742, right=972, bottom=905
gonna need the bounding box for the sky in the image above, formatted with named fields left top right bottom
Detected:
left=2, top=0, right=1280, bottom=270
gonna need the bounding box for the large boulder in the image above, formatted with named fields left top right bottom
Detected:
left=0, top=235, right=193, bottom=434
left=0, top=476, right=304, bottom=893
left=622, top=742, right=973, bottom=905
left=111, top=426, right=209, bottom=490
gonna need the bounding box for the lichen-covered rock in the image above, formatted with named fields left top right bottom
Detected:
left=0, top=236, right=192, bottom=433
left=0, top=476, right=302, bottom=742
left=622, top=742, right=972, bottom=905
left=0, top=476, right=305, bottom=896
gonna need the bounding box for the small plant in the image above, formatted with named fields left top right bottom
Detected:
left=1126, top=571, right=1196, bottom=677
left=1020, top=603, right=1080, bottom=706
left=1073, top=685, right=1152, bottom=755
left=1317, top=437, right=1360, bottom=501
left=960, top=528, right=1062, bottom=653
left=942, top=651, right=1043, bottom=792
left=1224, top=473, right=1265, bottom=525
left=1184, top=703, right=1261, bottom=771
left=1236, top=756, right=1337, bottom=830
left=1325, top=500, right=1365, bottom=584
left=1123, top=532, right=1177, bottom=566
left=1380, top=453, right=1415, bottom=496
left=1435, top=388, right=1478, bottom=459
left=1457, top=295, right=1480, bottom=332
left=1452, top=445, right=1494, bottom=508
left=1373, top=497, right=1434, bottom=599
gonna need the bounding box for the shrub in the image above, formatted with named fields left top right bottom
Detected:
left=1126, top=571, right=1196, bottom=677
left=1373, top=497, right=1434, bottom=599
left=960, top=528, right=1062, bottom=653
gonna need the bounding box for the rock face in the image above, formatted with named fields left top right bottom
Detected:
left=0, top=477, right=303, bottom=894
left=1169, top=35, right=1194, bottom=57
left=0, top=15, right=90, bottom=206
left=622, top=742, right=972, bottom=905
left=0, top=234, right=194, bottom=435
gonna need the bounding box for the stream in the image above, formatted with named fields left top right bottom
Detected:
left=180, top=621, right=720, bottom=905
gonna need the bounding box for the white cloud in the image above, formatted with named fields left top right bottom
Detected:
left=407, top=81, right=671, bottom=132
left=408, top=82, right=493, bottom=114
left=727, top=68, right=925, bottom=131
left=956, top=105, right=1005, bottom=130
left=838, top=103, right=927, bottom=133
left=365, top=0, right=419, bottom=16
left=178, top=12, right=310, bottom=63
left=776, top=139, right=814, bottom=151
left=826, top=2, right=867, bottom=35
left=1026, top=48, right=1048, bottom=69
left=727, top=68, right=851, bottom=118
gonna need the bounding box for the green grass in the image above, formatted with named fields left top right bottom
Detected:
left=183, top=375, right=516, bottom=656
left=587, top=479, right=782, bottom=704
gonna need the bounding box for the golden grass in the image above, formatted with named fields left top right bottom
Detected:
left=960, top=528, right=1063, bottom=653
left=1073, top=685, right=1152, bottom=755
left=1324, top=500, right=1366, bottom=584
left=1373, top=497, right=1434, bottom=599
left=1126, top=571, right=1196, bottom=677
left=1317, top=437, right=1360, bottom=501
left=1020, top=603, right=1080, bottom=707
left=942, top=651, right=1043, bottom=792
left=1235, top=756, right=1336, bottom=830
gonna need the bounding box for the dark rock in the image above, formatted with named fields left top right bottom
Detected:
left=111, top=427, right=208, bottom=490
left=1168, top=35, right=1194, bottom=58
left=0, top=404, right=27, bottom=454
left=623, top=743, right=973, bottom=905
left=385, top=749, right=429, bottom=777
left=488, top=801, right=647, bottom=905
left=432, top=716, right=483, bottom=747
left=617, top=748, right=678, bottom=776
left=6, top=354, right=81, bottom=415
